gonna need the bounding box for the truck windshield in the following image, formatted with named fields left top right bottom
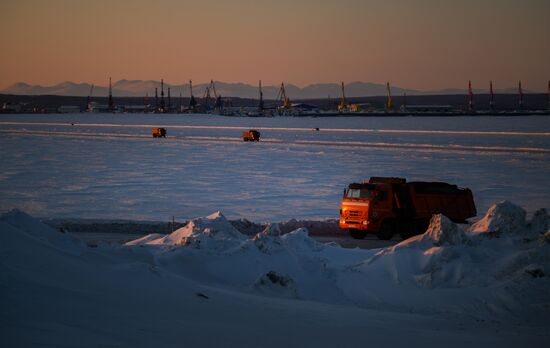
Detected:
left=345, top=189, right=373, bottom=199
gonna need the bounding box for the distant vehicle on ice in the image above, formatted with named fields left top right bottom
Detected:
left=340, top=177, right=476, bottom=240
left=152, top=128, right=167, bottom=138
left=242, top=129, right=261, bottom=142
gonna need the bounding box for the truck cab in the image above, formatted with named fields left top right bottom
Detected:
left=340, top=178, right=401, bottom=240
left=243, top=130, right=261, bottom=142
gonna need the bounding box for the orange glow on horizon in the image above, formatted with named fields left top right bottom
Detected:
left=0, top=0, right=549, bottom=91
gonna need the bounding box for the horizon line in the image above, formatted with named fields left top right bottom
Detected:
left=4, top=79, right=548, bottom=93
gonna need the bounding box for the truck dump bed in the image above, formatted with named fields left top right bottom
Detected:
left=408, top=182, right=476, bottom=222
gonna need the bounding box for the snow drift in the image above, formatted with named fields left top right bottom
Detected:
left=121, top=202, right=550, bottom=321
left=2, top=203, right=550, bottom=347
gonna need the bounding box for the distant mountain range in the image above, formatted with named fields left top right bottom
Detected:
left=1, top=80, right=533, bottom=99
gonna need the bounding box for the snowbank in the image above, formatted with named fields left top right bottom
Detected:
left=120, top=203, right=550, bottom=322
left=2, top=203, right=550, bottom=347
left=126, top=211, right=247, bottom=251
left=469, top=200, right=528, bottom=236
left=346, top=201, right=550, bottom=319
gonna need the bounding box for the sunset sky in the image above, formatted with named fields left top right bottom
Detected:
left=1, top=0, right=549, bottom=91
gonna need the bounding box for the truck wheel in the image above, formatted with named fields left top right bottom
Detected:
left=349, top=229, right=367, bottom=239
left=376, top=221, right=394, bottom=240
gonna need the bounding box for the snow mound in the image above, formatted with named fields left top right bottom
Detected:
left=529, top=208, right=550, bottom=235
left=280, top=228, right=325, bottom=252
left=469, top=201, right=527, bottom=236
left=1, top=209, right=85, bottom=254
left=124, top=233, right=165, bottom=246
left=253, top=227, right=323, bottom=255
left=254, top=271, right=298, bottom=298
left=5, top=205, right=550, bottom=330
left=125, top=211, right=247, bottom=250
left=260, top=222, right=283, bottom=236
left=419, top=214, right=468, bottom=246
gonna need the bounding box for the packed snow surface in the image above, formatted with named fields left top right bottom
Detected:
left=2, top=202, right=549, bottom=347
left=0, top=114, right=549, bottom=221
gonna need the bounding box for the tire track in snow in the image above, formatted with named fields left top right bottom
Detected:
left=2, top=129, right=549, bottom=155
left=1, top=121, right=550, bottom=136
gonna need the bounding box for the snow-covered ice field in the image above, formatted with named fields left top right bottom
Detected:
left=0, top=114, right=549, bottom=221
left=2, top=114, right=550, bottom=347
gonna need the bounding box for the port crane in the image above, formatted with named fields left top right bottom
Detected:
left=385, top=82, right=393, bottom=111
left=159, top=79, right=165, bottom=113
left=108, top=77, right=115, bottom=112
left=338, top=81, right=348, bottom=112
left=86, top=84, right=94, bottom=112
left=210, top=80, right=223, bottom=111
left=258, top=80, right=264, bottom=112
left=189, top=80, right=197, bottom=113
left=202, top=85, right=212, bottom=110
left=276, top=82, right=291, bottom=112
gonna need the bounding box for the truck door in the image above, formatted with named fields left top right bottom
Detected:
left=392, top=184, right=415, bottom=218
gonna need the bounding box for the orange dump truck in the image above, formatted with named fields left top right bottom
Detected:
left=242, top=129, right=261, bottom=142
left=339, top=177, right=476, bottom=240
left=152, top=128, right=166, bottom=138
